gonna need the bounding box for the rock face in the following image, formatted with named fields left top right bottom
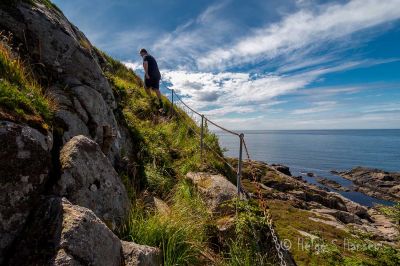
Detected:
left=0, top=2, right=133, bottom=162
left=338, top=167, right=400, bottom=201
left=186, top=172, right=237, bottom=214
left=7, top=197, right=161, bottom=266
left=0, top=121, right=52, bottom=263
left=57, top=135, right=129, bottom=229
left=8, top=197, right=122, bottom=266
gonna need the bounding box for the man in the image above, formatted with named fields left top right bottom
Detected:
left=139, top=48, right=163, bottom=111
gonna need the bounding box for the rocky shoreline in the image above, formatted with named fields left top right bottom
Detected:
left=228, top=159, right=399, bottom=244
left=336, top=167, right=400, bottom=202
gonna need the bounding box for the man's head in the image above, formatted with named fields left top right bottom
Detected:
left=139, top=48, right=148, bottom=58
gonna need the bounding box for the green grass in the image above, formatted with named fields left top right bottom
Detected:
left=0, top=35, right=54, bottom=129
left=221, top=199, right=276, bottom=266
left=96, top=47, right=234, bottom=198
left=120, top=180, right=212, bottom=265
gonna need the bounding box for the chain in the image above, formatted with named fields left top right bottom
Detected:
left=242, top=139, right=287, bottom=266
left=165, top=84, right=288, bottom=265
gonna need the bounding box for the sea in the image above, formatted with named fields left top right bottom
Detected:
left=215, top=129, right=400, bottom=207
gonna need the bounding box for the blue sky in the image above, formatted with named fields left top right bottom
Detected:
left=53, top=0, right=400, bottom=129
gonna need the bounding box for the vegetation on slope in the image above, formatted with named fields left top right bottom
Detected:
left=0, top=33, right=54, bottom=130
left=96, top=48, right=234, bottom=197
left=96, top=49, right=277, bottom=265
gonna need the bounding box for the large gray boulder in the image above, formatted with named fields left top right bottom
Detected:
left=8, top=197, right=161, bottom=266
left=0, top=121, right=52, bottom=263
left=0, top=2, right=131, bottom=161
left=186, top=172, right=237, bottom=214
left=56, top=135, right=129, bottom=229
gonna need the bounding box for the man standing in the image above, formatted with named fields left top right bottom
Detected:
left=139, top=48, right=163, bottom=111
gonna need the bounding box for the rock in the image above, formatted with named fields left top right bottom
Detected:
left=338, top=167, right=400, bottom=201
left=0, top=121, right=52, bottom=263
left=306, top=172, right=315, bottom=177
left=7, top=197, right=122, bottom=266
left=316, top=177, right=350, bottom=192
left=186, top=172, right=237, bottom=214
left=308, top=217, right=346, bottom=230
left=311, top=208, right=362, bottom=224
left=122, top=241, right=162, bottom=266
left=331, top=192, right=370, bottom=220
left=271, top=164, right=292, bottom=176
left=293, top=175, right=304, bottom=181
left=0, top=2, right=133, bottom=161
left=367, top=208, right=399, bottom=242
left=56, top=135, right=129, bottom=229
left=154, top=197, right=171, bottom=215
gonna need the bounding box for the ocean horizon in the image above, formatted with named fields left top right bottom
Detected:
left=215, top=129, right=400, bottom=207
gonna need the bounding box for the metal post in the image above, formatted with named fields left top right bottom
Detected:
left=200, top=115, right=204, bottom=162
left=171, top=89, right=174, bottom=116
left=237, top=133, right=244, bottom=197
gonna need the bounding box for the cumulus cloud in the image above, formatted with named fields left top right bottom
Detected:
left=159, top=58, right=392, bottom=112
left=122, top=0, right=400, bottom=129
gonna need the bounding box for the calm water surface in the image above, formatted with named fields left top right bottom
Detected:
left=215, top=129, right=400, bottom=207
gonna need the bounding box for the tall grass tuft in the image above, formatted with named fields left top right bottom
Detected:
left=120, top=180, right=212, bottom=265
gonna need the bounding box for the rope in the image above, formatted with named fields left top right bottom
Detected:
left=204, top=117, right=240, bottom=137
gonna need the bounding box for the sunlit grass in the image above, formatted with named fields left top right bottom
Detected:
left=120, top=180, right=212, bottom=265
left=0, top=33, right=54, bottom=129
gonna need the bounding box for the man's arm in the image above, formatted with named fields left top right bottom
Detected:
left=143, top=61, right=150, bottom=79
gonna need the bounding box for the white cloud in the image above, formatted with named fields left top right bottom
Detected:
left=160, top=58, right=391, bottom=111
left=197, top=0, right=400, bottom=70
left=291, top=101, right=337, bottom=115
left=121, top=0, right=400, bottom=129
left=123, top=61, right=142, bottom=71
left=151, top=1, right=235, bottom=69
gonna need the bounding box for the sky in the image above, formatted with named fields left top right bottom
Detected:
left=53, top=0, right=400, bottom=130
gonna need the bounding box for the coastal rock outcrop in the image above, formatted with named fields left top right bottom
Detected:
left=0, top=2, right=133, bottom=162
left=0, top=121, right=52, bottom=263
left=234, top=159, right=399, bottom=242
left=316, top=177, right=350, bottom=192
left=338, top=167, right=400, bottom=201
left=56, top=135, right=129, bottom=229
left=271, top=163, right=292, bottom=176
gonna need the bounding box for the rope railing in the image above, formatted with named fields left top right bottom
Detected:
left=164, top=85, right=289, bottom=266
